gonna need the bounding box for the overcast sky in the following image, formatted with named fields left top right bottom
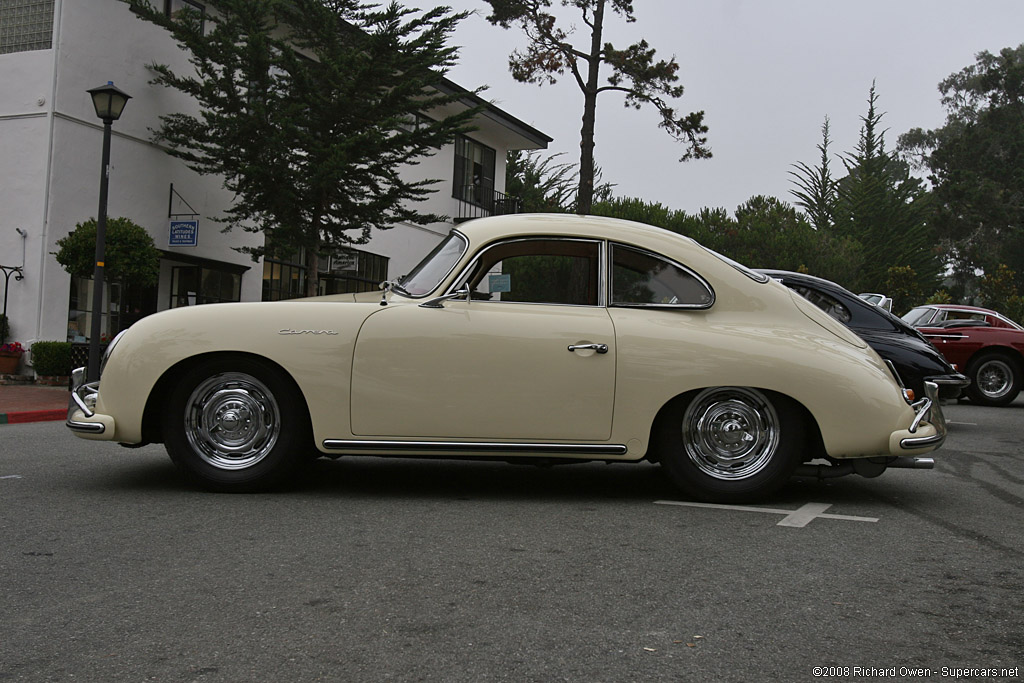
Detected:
left=441, top=0, right=1024, bottom=215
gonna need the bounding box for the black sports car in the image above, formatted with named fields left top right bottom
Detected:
left=759, top=270, right=970, bottom=400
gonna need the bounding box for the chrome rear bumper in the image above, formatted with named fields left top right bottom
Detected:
left=900, top=381, right=946, bottom=450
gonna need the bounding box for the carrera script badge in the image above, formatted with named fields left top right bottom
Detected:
left=279, top=328, right=339, bottom=336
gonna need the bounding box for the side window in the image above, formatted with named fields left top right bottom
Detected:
left=459, top=239, right=600, bottom=306
left=611, top=244, right=713, bottom=307
left=789, top=285, right=852, bottom=324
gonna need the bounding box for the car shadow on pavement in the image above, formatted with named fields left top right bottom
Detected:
left=77, top=446, right=945, bottom=509
left=293, top=457, right=682, bottom=502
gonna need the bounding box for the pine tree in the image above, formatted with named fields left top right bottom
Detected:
left=789, top=117, right=837, bottom=231
left=130, top=0, right=478, bottom=295
left=834, top=85, right=939, bottom=296
left=483, top=0, right=708, bottom=214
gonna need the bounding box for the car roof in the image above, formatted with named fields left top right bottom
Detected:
left=455, top=213, right=698, bottom=247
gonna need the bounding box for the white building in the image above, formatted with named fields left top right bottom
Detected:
left=0, top=0, right=549, bottom=369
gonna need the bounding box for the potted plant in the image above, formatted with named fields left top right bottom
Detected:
left=0, top=341, right=24, bottom=375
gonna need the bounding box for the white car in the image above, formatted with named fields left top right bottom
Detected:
left=68, top=214, right=945, bottom=501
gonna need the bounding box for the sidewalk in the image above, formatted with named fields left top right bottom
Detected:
left=0, top=384, right=69, bottom=424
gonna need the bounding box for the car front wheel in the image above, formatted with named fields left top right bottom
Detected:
left=657, top=387, right=803, bottom=502
left=162, top=357, right=311, bottom=492
left=966, top=353, right=1022, bottom=407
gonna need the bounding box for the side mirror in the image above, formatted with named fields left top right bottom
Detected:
left=419, top=286, right=471, bottom=309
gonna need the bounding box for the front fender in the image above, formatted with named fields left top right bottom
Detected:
left=91, top=301, right=374, bottom=444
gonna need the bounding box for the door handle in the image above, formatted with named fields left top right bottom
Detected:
left=567, top=343, right=608, bottom=354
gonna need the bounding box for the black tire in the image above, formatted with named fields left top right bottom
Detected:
left=657, top=387, right=804, bottom=503
left=162, top=357, right=311, bottom=492
left=966, top=352, right=1022, bottom=407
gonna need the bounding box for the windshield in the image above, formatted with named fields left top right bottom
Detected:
left=395, top=232, right=468, bottom=297
left=901, top=307, right=935, bottom=326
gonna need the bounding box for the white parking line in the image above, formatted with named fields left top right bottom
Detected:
left=1, top=475, right=23, bottom=480
left=654, top=500, right=879, bottom=527
left=947, top=421, right=976, bottom=426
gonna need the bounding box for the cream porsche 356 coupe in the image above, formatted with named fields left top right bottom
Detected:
left=68, top=214, right=945, bottom=502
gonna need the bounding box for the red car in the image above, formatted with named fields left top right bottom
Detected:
left=903, top=304, right=1024, bottom=406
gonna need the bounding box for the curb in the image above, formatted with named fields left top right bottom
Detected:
left=0, top=410, right=67, bottom=425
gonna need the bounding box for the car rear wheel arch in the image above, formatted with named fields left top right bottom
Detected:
left=651, top=387, right=818, bottom=502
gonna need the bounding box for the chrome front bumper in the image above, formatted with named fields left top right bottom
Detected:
left=899, top=380, right=947, bottom=450
left=66, top=367, right=106, bottom=435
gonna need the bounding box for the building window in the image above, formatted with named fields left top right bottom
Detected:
left=262, top=249, right=307, bottom=302
left=453, top=136, right=496, bottom=207
left=0, top=0, right=54, bottom=55
left=262, top=247, right=389, bottom=301
left=67, top=277, right=158, bottom=343
left=170, top=265, right=241, bottom=308
left=67, top=277, right=120, bottom=344
left=165, top=0, right=204, bottom=34
left=320, top=249, right=390, bottom=295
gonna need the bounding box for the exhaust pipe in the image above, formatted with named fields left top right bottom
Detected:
left=885, top=457, right=934, bottom=470
left=793, top=456, right=934, bottom=481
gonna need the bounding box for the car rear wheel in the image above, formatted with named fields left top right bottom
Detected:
left=657, top=387, right=803, bottom=502
left=966, top=353, right=1021, bottom=407
left=162, top=357, right=311, bottom=492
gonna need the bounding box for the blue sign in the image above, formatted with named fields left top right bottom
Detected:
left=169, top=219, right=199, bottom=247
left=489, top=273, right=511, bottom=293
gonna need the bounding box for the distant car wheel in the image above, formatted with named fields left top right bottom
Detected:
left=657, top=387, right=803, bottom=502
left=966, top=353, right=1021, bottom=407
left=162, top=357, right=311, bottom=491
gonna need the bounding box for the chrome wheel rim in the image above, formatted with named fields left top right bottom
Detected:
left=682, top=387, right=780, bottom=480
left=976, top=359, right=1014, bottom=400
left=184, top=372, right=281, bottom=470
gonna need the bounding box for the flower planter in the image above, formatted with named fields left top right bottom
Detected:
left=0, top=352, right=23, bottom=375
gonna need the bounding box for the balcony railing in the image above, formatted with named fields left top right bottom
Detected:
left=454, top=186, right=522, bottom=223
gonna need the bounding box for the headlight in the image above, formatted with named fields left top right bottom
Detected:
left=99, top=329, right=128, bottom=377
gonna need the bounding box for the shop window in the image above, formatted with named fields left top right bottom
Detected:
left=67, top=278, right=157, bottom=343
left=170, top=265, right=241, bottom=308
left=262, top=247, right=389, bottom=300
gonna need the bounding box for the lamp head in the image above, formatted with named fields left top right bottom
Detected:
left=87, top=81, right=131, bottom=122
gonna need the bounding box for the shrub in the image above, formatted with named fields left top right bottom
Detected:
left=30, top=341, right=73, bottom=376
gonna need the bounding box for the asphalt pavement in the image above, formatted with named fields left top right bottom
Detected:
left=1, top=397, right=1021, bottom=682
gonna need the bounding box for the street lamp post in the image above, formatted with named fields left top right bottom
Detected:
left=86, top=82, right=130, bottom=382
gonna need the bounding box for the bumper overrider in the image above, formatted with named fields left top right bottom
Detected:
left=67, top=367, right=114, bottom=438
left=886, top=380, right=946, bottom=472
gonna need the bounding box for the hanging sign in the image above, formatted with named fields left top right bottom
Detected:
left=168, top=219, right=199, bottom=247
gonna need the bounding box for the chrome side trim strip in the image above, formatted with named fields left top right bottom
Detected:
left=322, top=439, right=628, bottom=455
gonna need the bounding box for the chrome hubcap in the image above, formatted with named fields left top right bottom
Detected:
left=682, top=387, right=780, bottom=480
left=184, top=372, right=280, bottom=470
left=977, top=359, right=1013, bottom=399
